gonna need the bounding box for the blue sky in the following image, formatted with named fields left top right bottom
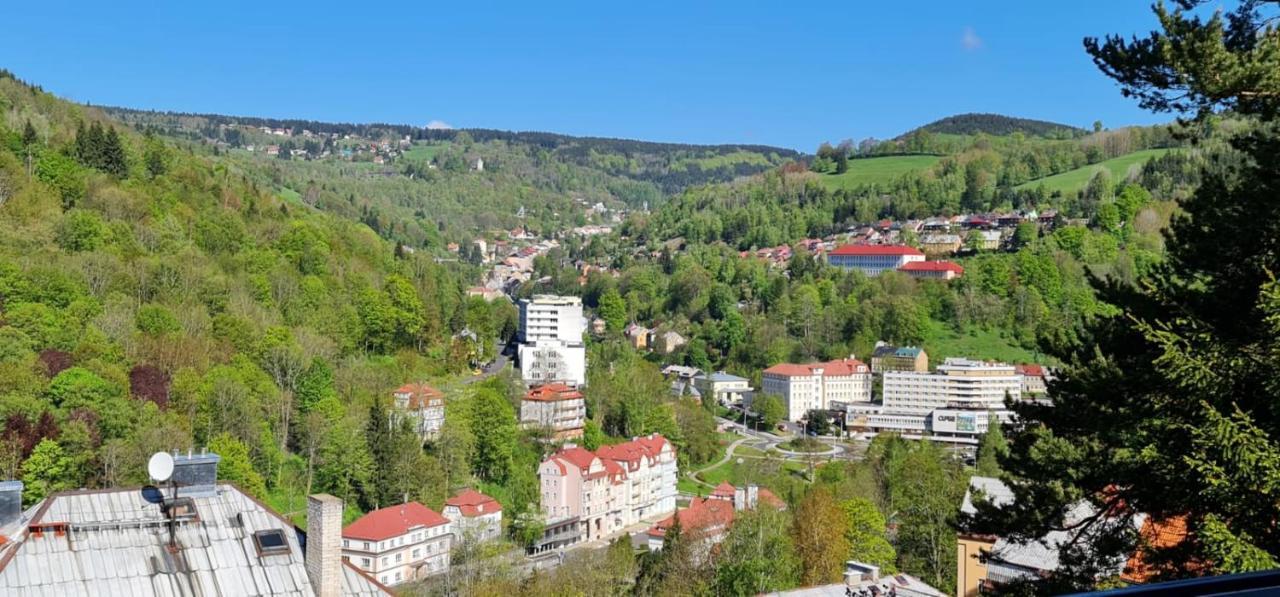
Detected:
left=3, top=1, right=1172, bottom=150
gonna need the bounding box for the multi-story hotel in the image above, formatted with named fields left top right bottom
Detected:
left=760, top=357, right=872, bottom=422
left=520, top=383, right=586, bottom=440
left=517, top=295, right=588, bottom=387
left=341, top=502, right=452, bottom=586
left=826, top=244, right=925, bottom=276
left=537, top=434, right=677, bottom=544
left=846, top=358, right=1022, bottom=442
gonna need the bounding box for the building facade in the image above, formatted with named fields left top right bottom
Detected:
left=518, top=295, right=588, bottom=387
left=869, top=343, right=929, bottom=373
left=898, top=260, right=965, bottom=280
left=392, top=383, right=446, bottom=441
left=845, top=358, right=1022, bottom=442
left=693, top=371, right=754, bottom=406
left=442, top=489, right=503, bottom=543
left=520, top=383, right=586, bottom=440
left=761, top=357, right=873, bottom=422
left=538, top=434, right=677, bottom=544
left=826, top=244, right=926, bottom=276
left=342, top=502, right=452, bottom=587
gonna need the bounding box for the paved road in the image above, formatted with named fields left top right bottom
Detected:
left=458, top=352, right=510, bottom=386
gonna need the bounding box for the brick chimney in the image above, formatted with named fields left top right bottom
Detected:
left=0, top=480, right=23, bottom=526
left=306, top=493, right=343, bottom=597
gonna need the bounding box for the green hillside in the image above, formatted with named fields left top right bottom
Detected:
left=1016, top=148, right=1176, bottom=194
left=816, top=155, right=941, bottom=191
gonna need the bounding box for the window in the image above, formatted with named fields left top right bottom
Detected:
left=396, top=553, right=402, bottom=562
left=413, top=548, right=421, bottom=558
left=362, top=558, right=371, bottom=568
left=252, top=529, right=290, bottom=557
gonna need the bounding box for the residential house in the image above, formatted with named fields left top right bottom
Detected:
left=590, top=317, right=607, bottom=335
left=343, top=502, right=452, bottom=586
left=537, top=434, right=677, bottom=545
left=760, top=357, right=873, bottom=422
left=0, top=453, right=391, bottom=596
left=869, top=342, right=929, bottom=373
left=663, top=364, right=702, bottom=397
left=898, top=260, right=965, bottom=280
left=465, top=286, right=505, bottom=302
left=392, top=383, right=446, bottom=441
left=692, top=371, right=754, bottom=406
left=652, top=330, right=687, bottom=354
left=624, top=323, right=651, bottom=350
left=442, top=489, right=502, bottom=543
left=827, top=244, right=926, bottom=276
left=520, top=383, right=586, bottom=440
left=1014, top=364, right=1052, bottom=397
left=920, top=234, right=963, bottom=255
left=972, top=229, right=1003, bottom=250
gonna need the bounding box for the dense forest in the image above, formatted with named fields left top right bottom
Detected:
left=908, top=113, right=1086, bottom=138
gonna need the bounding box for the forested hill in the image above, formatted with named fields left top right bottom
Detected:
left=101, top=105, right=800, bottom=194
left=907, top=113, right=1086, bottom=138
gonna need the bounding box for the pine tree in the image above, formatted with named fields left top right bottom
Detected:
left=969, top=2, right=1280, bottom=588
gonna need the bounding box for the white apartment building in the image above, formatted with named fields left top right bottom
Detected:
left=518, top=295, right=586, bottom=343
left=538, top=434, right=677, bottom=544
left=846, top=358, right=1022, bottom=443
left=760, top=357, right=872, bottom=422
left=391, top=383, right=446, bottom=441
left=341, top=502, right=452, bottom=586
left=518, top=295, right=588, bottom=387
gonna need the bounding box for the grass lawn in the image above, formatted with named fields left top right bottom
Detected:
left=1015, top=148, right=1175, bottom=194
left=922, top=320, right=1051, bottom=365
left=277, top=186, right=302, bottom=204
left=677, top=477, right=705, bottom=495
left=817, top=155, right=941, bottom=191
left=733, top=445, right=766, bottom=458
left=402, top=143, right=446, bottom=162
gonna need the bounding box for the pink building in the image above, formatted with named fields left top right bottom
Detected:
left=538, top=434, right=677, bottom=544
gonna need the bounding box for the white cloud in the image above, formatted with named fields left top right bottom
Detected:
left=425, top=120, right=453, bottom=130
left=961, top=27, right=983, bottom=51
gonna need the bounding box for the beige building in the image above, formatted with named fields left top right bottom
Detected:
left=520, top=383, right=586, bottom=440
left=761, top=357, right=872, bottom=422
left=869, top=343, right=929, bottom=373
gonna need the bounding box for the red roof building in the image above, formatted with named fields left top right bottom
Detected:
left=343, top=502, right=449, bottom=542
left=444, top=489, right=502, bottom=517
left=521, top=383, right=586, bottom=440
left=898, top=260, right=964, bottom=280
left=762, top=357, right=873, bottom=421
left=827, top=244, right=926, bottom=277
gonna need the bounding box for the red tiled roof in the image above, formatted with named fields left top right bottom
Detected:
left=758, top=488, right=786, bottom=510
left=899, top=260, right=964, bottom=273
left=1121, top=515, right=1201, bottom=584
left=1014, top=364, right=1046, bottom=377
left=343, top=502, right=448, bottom=541
left=648, top=497, right=735, bottom=538
left=763, top=358, right=868, bottom=378
left=392, top=383, right=444, bottom=409
left=554, top=446, right=600, bottom=473
left=711, top=482, right=736, bottom=499
left=524, top=383, right=584, bottom=402
left=444, top=489, right=502, bottom=517
left=829, top=244, right=924, bottom=257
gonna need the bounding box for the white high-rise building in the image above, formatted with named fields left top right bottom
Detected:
left=519, top=295, right=586, bottom=344
left=518, top=295, right=588, bottom=387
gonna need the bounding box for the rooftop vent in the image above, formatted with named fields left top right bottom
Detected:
left=172, top=450, right=221, bottom=498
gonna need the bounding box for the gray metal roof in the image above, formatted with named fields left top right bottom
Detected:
left=0, top=484, right=388, bottom=596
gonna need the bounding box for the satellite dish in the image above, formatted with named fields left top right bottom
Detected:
left=148, top=452, right=175, bottom=482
